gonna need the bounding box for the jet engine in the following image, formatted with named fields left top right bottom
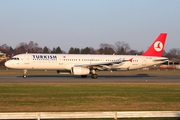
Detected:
left=72, top=66, right=90, bottom=75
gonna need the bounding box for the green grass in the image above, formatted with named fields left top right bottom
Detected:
left=0, top=83, right=180, bottom=112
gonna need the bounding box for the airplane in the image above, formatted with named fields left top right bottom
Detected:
left=5, top=33, right=168, bottom=79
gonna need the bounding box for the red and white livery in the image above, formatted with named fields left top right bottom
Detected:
left=5, top=33, right=168, bottom=79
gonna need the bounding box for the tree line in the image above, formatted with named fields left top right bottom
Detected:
left=0, top=41, right=180, bottom=59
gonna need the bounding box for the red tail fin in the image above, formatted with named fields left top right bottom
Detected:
left=141, top=33, right=167, bottom=57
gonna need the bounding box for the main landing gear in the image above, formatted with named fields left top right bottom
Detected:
left=81, top=74, right=98, bottom=79
left=91, top=74, right=98, bottom=79
left=91, top=70, right=98, bottom=79
left=80, top=70, right=98, bottom=79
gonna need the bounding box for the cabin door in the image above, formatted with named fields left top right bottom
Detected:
left=24, top=55, right=29, bottom=64
left=59, top=55, right=64, bottom=66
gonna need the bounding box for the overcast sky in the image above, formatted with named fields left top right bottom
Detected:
left=0, top=0, right=180, bottom=52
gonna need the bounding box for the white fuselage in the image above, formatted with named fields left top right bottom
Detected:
left=5, top=53, right=168, bottom=71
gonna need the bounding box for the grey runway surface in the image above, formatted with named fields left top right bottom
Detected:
left=0, top=74, right=180, bottom=83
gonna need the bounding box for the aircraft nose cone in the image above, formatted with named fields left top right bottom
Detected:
left=5, top=61, right=11, bottom=68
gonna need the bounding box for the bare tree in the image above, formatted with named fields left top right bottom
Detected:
left=28, top=41, right=42, bottom=53
left=98, top=43, right=115, bottom=54
left=166, top=48, right=180, bottom=58
left=88, top=47, right=96, bottom=54
left=14, top=42, right=28, bottom=54
left=127, top=49, right=139, bottom=55
left=114, top=41, right=130, bottom=55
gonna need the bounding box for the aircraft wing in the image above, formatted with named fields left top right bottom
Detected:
left=74, top=58, right=132, bottom=68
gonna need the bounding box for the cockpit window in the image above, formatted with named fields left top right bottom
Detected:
left=10, top=57, right=19, bottom=60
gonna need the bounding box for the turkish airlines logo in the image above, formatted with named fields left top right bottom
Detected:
left=154, top=41, right=163, bottom=52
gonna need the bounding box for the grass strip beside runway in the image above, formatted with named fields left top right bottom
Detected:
left=0, top=83, right=179, bottom=112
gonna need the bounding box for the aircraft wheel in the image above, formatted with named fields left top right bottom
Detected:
left=81, top=75, right=87, bottom=78
left=23, top=70, right=27, bottom=79
left=23, top=75, right=27, bottom=79
left=91, top=74, right=98, bottom=79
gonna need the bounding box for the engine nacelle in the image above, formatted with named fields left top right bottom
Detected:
left=72, top=67, right=90, bottom=75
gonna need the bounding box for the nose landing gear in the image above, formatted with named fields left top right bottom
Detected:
left=23, top=70, right=27, bottom=78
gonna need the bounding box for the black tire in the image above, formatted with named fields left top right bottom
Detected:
left=23, top=75, right=27, bottom=79
left=91, top=74, right=98, bottom=79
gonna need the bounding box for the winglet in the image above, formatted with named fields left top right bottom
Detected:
left=141, top=33, right=167, bottom=57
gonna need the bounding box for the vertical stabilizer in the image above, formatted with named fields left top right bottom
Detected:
left=141, top=33, right=167, bottom=57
